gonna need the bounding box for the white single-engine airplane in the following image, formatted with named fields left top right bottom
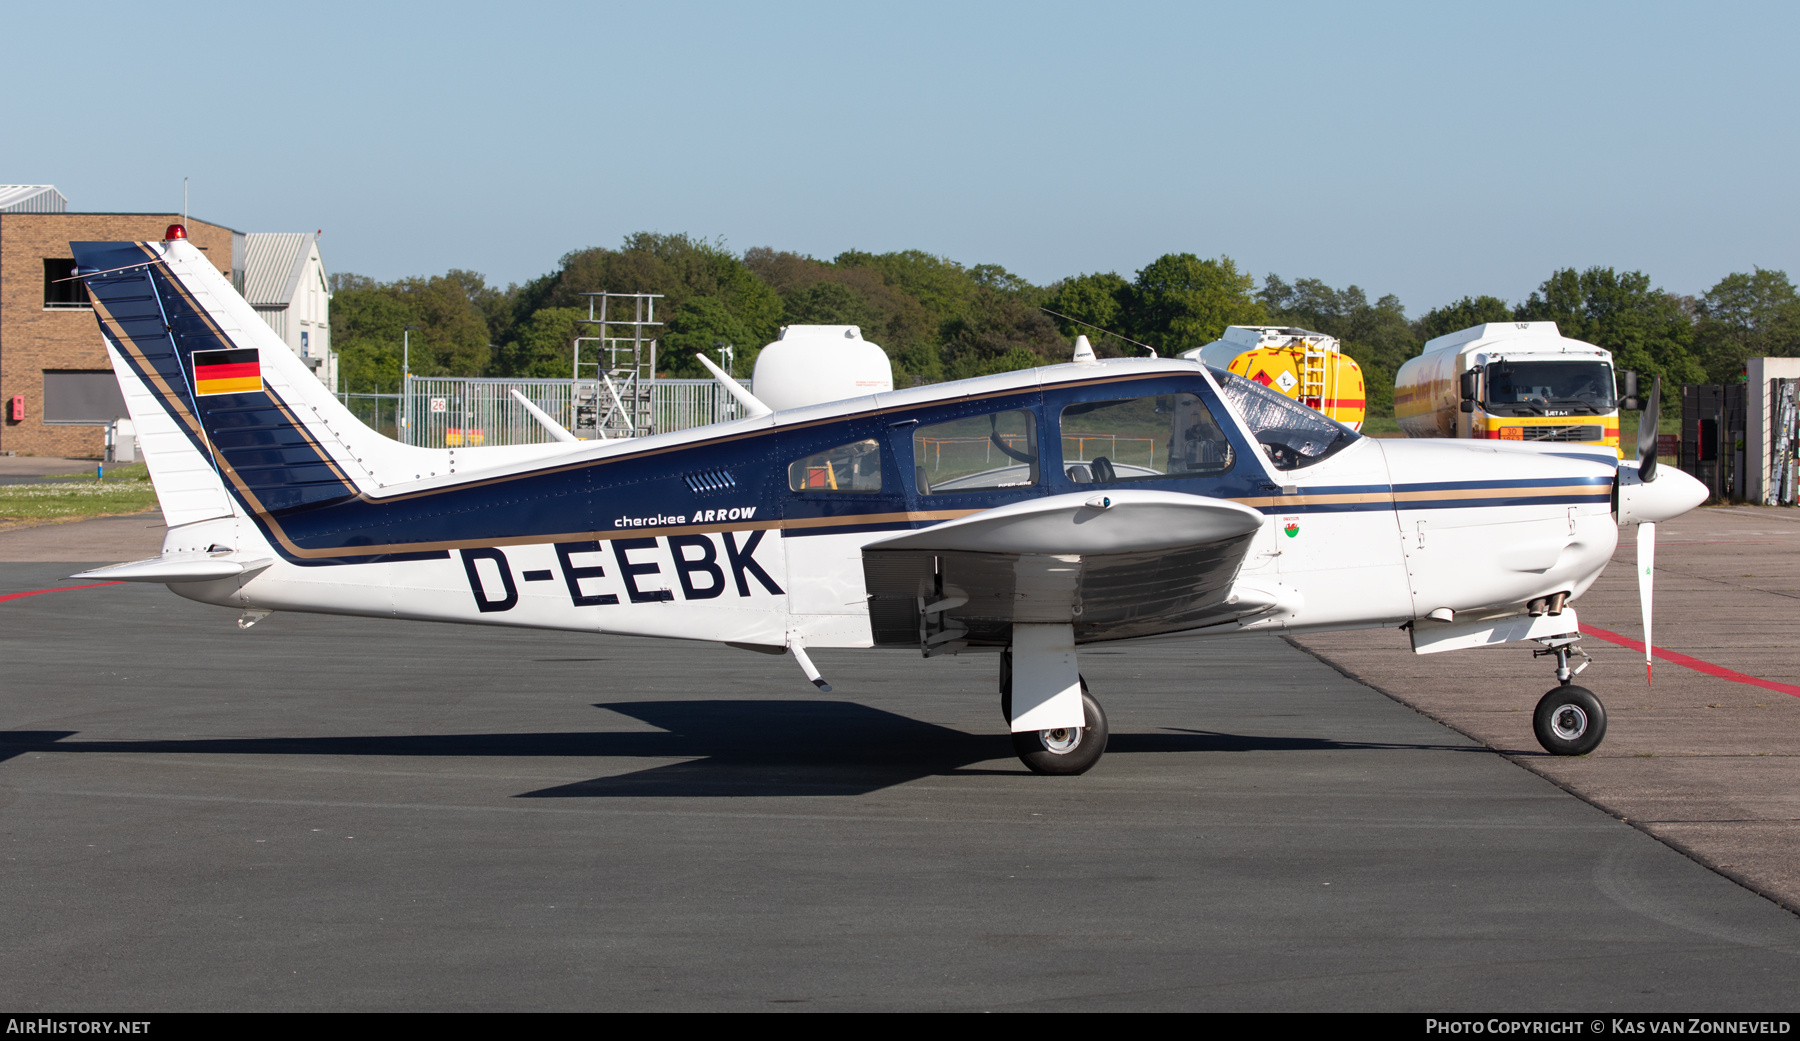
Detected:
left=68, top=231, right=1706, bottom=775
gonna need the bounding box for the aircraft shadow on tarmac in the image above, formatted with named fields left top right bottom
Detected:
left=0, top=701, right=1486, bottom=798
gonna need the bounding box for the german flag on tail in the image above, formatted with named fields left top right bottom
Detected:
left=193, top=348, right=261, bottom=396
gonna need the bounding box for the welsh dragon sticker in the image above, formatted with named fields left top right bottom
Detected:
left=1282, top=516, right=1300, bottom=538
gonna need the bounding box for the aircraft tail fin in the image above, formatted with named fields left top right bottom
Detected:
left=74, top=237, right=452, bottom=526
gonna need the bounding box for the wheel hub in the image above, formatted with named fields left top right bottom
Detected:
left=1550, top=704, right=1589, bottom=741
left=1041, top=727, right=1082, bottom=754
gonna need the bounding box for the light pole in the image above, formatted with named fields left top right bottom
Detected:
left=401, top=325, right=420, bottom=444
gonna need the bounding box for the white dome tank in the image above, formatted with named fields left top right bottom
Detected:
left=751, top=325, right=894, bottom=412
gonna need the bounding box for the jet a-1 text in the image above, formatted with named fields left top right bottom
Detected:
left=68, top=230, right=1706, bottom=775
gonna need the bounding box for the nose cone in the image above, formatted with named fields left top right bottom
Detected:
left=1617, top=461, right=1707, bottom=525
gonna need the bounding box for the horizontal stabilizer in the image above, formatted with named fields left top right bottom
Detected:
left=72, top=555, right=273, bottom=584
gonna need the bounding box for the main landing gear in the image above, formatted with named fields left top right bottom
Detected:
left=999, top=647, right=1110, bottom=775
left=1531, top=636, right=1607, bottom=756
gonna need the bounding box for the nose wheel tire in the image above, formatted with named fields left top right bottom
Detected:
left=1533, top=684, right=1607, bottom=756
left=1009, top=687, right=1109, bottom=776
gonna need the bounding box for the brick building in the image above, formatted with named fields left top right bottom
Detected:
left=0, top=188, right=240, bottom=457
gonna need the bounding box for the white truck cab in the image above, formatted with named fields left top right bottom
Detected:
left=1394, top=322, right=1620, bottom=454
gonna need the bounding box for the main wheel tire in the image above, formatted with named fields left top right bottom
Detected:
left=1012, top=688, right=1109, bottom=776
left=1533, top=684, right=1607, bottom=756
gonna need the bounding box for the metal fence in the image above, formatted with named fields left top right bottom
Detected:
left=339, top=392, right=401, bottom=442
left=652, top=379, right=751, bottom=436
left=393, top=377, right=750, bottom=449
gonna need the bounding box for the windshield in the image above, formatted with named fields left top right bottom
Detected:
left=1209, top=367, right=1358, bottom=471
left=1485, top=360, right=1615, bottom=413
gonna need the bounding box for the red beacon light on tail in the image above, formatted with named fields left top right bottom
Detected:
left=164, top=224, right=187, bottom=241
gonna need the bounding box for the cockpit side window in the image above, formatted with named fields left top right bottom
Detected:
left=1059, top=393, right=1234, bottom=484
left=788, top=439, right=883, bottom=493
left=914, top=409, right=1038, bottom=495
left=1210, top=366, right=1358, bottom=471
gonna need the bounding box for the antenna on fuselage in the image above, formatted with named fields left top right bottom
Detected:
left=1040, top=307, right=1158, bottom=358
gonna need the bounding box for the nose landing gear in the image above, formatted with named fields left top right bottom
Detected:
left=1531, top=636, right=1607, bottom=756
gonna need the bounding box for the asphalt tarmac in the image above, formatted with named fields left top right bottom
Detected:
left=3, top=561, right=1798, bottom=1011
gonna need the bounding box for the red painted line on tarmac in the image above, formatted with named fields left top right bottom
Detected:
left=1580, top=623, right=1800, bottom=698
left=0, top=581, right=124, bottom=604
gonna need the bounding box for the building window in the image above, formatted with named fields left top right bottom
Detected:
left=43, top=259, right=90, bottom=310
left=42, top=371, right=127, bottom=424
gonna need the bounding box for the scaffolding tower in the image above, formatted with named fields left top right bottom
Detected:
left=573, top=292, right=663, bottom=439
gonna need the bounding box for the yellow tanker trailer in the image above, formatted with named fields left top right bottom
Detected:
left=1181, top=326, right=1366, bottom=431
left=1394, top=322, right=1620, bottom=453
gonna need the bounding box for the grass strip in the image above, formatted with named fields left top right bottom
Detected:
left=0, top=479, right=159, bottom=522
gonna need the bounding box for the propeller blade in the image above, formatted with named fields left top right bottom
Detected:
left=1638, top=520, right=1656, bottom=685
left=1637, top=376, right=1662, bottom=482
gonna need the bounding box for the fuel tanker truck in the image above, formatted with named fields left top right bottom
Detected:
left=1179, top=326, right=1366, bottom=430
left=1394, top=322, right=1621, bottom=454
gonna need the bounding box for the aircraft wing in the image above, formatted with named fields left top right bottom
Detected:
left=862, top=491, right=1265, bottom=652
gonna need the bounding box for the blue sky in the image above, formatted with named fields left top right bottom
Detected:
left=7, top=1, right=1795, bottom=314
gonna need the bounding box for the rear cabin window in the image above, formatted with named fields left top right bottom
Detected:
left=788, top=439, right=883, bottom=493
left=1059, top=393, right=1235, bottom=483
left=914, top=410, right=1038, bottom=494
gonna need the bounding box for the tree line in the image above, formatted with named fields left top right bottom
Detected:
left=329, top=233, right=1800, bottom=418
